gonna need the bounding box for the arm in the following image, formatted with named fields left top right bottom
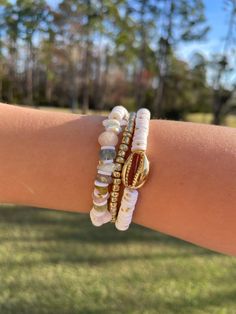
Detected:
left=0, top=103, right=236, bottom=255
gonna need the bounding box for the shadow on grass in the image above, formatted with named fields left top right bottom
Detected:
left=0, top=204, right=217, bottom=256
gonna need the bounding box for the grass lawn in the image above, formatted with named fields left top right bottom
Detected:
left=186, top=113, right=236, bottom=128
left=0, top=205, right=235, bottom=314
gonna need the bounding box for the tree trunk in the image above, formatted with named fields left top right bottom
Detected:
left=25, top=42, right=34, bottom=107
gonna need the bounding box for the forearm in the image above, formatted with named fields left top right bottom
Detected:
left=0, top=103, right=236, bottom=255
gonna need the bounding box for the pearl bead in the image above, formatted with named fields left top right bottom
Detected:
left=98, top=131, right=118, bottom=146
left=106, top=126, right=121, bottom=134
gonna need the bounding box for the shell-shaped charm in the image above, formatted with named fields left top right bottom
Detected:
left=122, top=150, right=150, bottom=189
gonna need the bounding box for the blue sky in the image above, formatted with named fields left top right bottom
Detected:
left=177, top=0, right=229, bottom=61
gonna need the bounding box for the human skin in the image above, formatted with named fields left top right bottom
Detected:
left=0, top=103, right=235, bottom=255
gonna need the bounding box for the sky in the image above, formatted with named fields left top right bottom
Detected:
left=177, top=0, right=229, bottom=61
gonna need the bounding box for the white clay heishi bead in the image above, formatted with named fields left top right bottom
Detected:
left=108, top=111, right=123, bottom=121
left=132, top=140, right=147, bottom=147
left=136, top=122, right=149, bottom=129
left=133, top=135, right=147, bottom=143
left=123, top=188, right=138, bottom=201
left=94, top=180, right=109, bottom=187
left=101, top=146, right=116, bottom=150
left=132, top=144, right=147, bottom=151
left=102, top=119, right=120, bottom=128
left=93, top=190, right=109, bottom=199
left=90, top=210, right=104, bottom=226
left=91, top=207, right=106, bottom=217
left=102, top=210, right=112, bottom=224
left=97, top=170, right=113, bottom=176
left=93, top=198, right=107, bottom=206
left=98, top=131, right=118, bottom=146
left=98, top=159, right=113, bottom=165
left=137, top=108, right=151, bottom=119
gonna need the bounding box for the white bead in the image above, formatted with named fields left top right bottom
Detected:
left=101, top=146, right=115, bottom=150
left=98, top=131, right=118, bottom=146
left=108, top=106, right=128, bottom=121
left=102, top=119, right=120, bottom=128
left=93, top=190, right=109, bottom=199
left=106, top=126, right=121, bottom=134
left=93, top=199, right=107, bottom=206
left=102, top=210, right=112, bottom=224
left=94, top=180, right=108, bottom=187
left=133, top=135, right=147, bottom=142
left=132, top=139, right=147, bottom=146
left=136, top=120, right=149, bottom=129
left=137, top=108, right=151, bottom=119
left=98, top=159, right=113, bottom=164
left=91, top=207, right=105, bottom=217
left=108, top=111, right=123, bottom=121
left=90, top=210, right=104, bottom=226
left=97, top=163, right=115, bottom=173
left=90, top=208, right=112, bottom=226
left=132, top=144, right=147, bottom=151
left=97, top=169, right=113, bottom=176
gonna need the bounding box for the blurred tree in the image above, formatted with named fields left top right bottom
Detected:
left=2, top=0, right=20, bottom=103
left=16, top=0, right=50, bottom=107
left=154, top=0, right=209, bottom=118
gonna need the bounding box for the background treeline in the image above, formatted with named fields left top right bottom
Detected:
left=0, top=0, right=236, bottom=123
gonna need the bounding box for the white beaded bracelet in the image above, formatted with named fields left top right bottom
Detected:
left=90, top=106, right=129, bottom=227
left=115, top=108, right=151, bottom=231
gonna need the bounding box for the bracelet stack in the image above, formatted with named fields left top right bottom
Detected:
left=90, top=106, right=150, bottom=231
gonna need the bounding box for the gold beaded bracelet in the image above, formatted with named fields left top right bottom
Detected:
left=109, top=112, right=136, bottom=222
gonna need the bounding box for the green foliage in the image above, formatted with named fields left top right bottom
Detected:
left=0, top=0, right=230, bottom=121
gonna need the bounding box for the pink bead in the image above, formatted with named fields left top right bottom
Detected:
left=98, top=131, right=118, bottom=146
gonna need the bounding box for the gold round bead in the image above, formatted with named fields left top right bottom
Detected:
left=109, top=202, right=118, bottom=209
left=117, top=150, right=126, bottom=158
left=113, top=178, right=121, bottom=185
left=115, top=163, right=122, bottom=171
left=116, top=157, right=125, bottom=164
left=113, top=171, right=121, bottom=178
left=123, top=132, right=132, bottom=138
left=111, top=191, right=119, bottom=198
left=121, top=136, right=130, bottom=145
left=111, top=197, right=118, bottom=203
left=119, top=143, right=129, bottom=151
left=112, top=184, right=120, bottom=191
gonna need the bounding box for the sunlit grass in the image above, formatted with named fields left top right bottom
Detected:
left=187, top=113, right=236, bottom=128
left=0, top=205, right=235, bottom=314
